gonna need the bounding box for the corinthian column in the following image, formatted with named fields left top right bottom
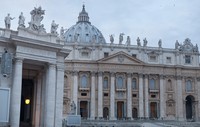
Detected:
left=127, top=73, right=132, bottom=119
left=90, top=71, right=96, bottom=119
left=139, top=74, right=144, bottom=118
left=110, top=72, right=115, bottom=120
left=98, top=71, right=103, bottom=118
left=176, top=76, right=184, bottom=121
left=72, top=71, right=78, bottom=114
left=10, top=58, right=23, bottom=127
left=197, top=77, right=200, bottom=121
left=144, top=74, right=149, bottom=118
left=159, top=75, right=165, bottom=119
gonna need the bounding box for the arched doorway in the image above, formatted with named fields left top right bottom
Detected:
left=186, top=95, right=195, bottom=119
left=103, top=107, right=109, bottom=119
left=132, top=108, right=138, bottom=118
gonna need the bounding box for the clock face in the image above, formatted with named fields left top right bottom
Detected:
left=185, top=44, right=193, bottom=51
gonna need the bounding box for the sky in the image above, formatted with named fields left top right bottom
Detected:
left=0, top=0, right=200, bottom=48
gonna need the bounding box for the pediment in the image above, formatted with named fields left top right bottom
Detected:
left=97, top=51, right=144, bottom=65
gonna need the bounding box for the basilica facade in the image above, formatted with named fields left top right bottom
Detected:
left=0, top=5, right=200, bottom=127
left=62, top=5, right=200, bottom=122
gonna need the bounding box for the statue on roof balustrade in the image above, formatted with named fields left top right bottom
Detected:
left=28, top=6, right=46, bottom=33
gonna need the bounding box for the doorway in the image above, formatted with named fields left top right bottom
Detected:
left=80, top=101, right=88, bottom=118
left=186, top=95, right=195, bottom=119
left=132, top=108, right=138, bottom=118
left=117, top=101, right=124, bottom=119
left=150, top=102, right=157, bottom=118
left=103, top=107, right=109, bottom=119
left=20, top=79, right=34, bottom=127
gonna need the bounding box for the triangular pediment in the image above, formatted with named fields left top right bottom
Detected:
left=97, top=51, right=144, bottom=65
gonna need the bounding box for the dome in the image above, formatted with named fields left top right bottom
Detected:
left=64, top=5, right=106, bottom=44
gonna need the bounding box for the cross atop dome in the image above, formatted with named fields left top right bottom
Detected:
left=77, top=4, right=91, bottom=24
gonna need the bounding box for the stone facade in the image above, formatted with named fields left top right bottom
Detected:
left=0, top=5, right=199, bottom=127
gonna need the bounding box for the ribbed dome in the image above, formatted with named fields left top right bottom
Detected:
left=64, top=5, right=106, bottom=44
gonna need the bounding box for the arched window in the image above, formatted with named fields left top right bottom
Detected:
left=103, top=77, right=108, bottom=89
left=149, top=79, right=156, bottom=90
left=117, top=76, right=123, bottom=89
left=132, top=78, right=137, bottom=90
left=186, top=80, right=192, bottom=92
left=81, top=75, right=88, bottom=88
left=167, top=79, right=172, bottom=91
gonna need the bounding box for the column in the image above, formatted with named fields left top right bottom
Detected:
left=90, top=71, right=96, bottom=119
left=10, top=58, right=23, bottom=127
left=139, top=74, right=144, bottom=118
left=110, top=72, right=115, bottom=120
left=197, top=77, right=200, bottom=120
left=34, top=73, right=42, bottom=127
left=176, top=76, right=184, bottom=121
left=127, top=73, right=132, bottom=119
left=144, top=75, right=149, bottom=118
left=159, top=75, right=165, bottom=119
left=55, top=65, right=65, bottom=127
left=45, top=64, right=56, bottom=127
left=98, top=71, right=103, bottom=118
left=72, top=71, right=78, bottom=114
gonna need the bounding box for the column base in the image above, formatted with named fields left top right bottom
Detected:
left=89, top=117, right=95, bottom=120
left=177, top=117, right=184, bottom=121
left=109, top=117, right=116, bottom=120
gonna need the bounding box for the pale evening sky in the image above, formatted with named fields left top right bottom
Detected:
left=0, top=0, right=200, bottom=48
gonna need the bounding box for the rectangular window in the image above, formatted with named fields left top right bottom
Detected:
left=81, top=93, right=87, bottom=96
left=132, top=94, right=137, bottom=97
left=151, top=94, right=156, bottom=98
left=104, top=52, right=109, bottom=58
left=132, top=79, right=137, bottom=90
left=149, top=56, right=156, bottom=62
left=82, top=52, right=89, bottom=58
left=132, top=54, right=137, bottom=58
left=104, top=93, right=108, bottom=97
left=166, top=57, right=171, bottom=63
left=149, top=79, right=156, bottom=90
left=185, top=55, right=191, bottom=64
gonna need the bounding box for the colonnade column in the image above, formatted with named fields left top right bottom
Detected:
left=127, top=73, right=132, bottom=119
left=45, top=64, right=56, bottom=127
left=10, top=58, right=23, bottom=127
left=97, top=71, right=103, bottom=118
left=139, top=74, right=144, bottom=118
left=90, top=71, right=96, bottom=119
left=144, top=74, right=149, bottom=118
left=110, top=72, right=115, bottom=120
left=55, top=65, right=65, bottom=127
left=34, top=73, right=42, bottom=127
left=72, top=71, right=78, bottom=114
left=159, top=75, right=165, bottom=119
left=176, top=76, right=184, bottom=121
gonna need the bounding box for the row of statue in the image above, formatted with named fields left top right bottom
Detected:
left=4, top=7, right=66, bottom=37
left=110, top=34, right=162, bottom=48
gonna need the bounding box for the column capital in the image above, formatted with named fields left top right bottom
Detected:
left=48, top=63, right=56, bottom=68
left=91, top=71, right=96, bottom=76
left=139, top=73, right=143, bottom=78
left=144, top=74, right=148, bottom=78
left=110, top=72, right=115, bottom=77
left=127, top=73, right=132, bottom=77
left=14, top=57, right=24, bottom=63
left=176, top=75, right=182, bottom=80
left=160, top=74, right=164, bottom=79
left=72, top=70, right=78, bottom=76
left=98, top=71, right=103, bottom=76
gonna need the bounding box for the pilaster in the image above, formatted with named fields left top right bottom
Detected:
left=127, top=73, right=132, bottom=119
left=90, top=71, right=96, bottom=119
left=159, top=75, right=165, bottom=119
left=176, top=75, right=184, bottom=121
left=72, top=70, right=78, bottom=114
left=144, top=74, right=149, bottom=118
